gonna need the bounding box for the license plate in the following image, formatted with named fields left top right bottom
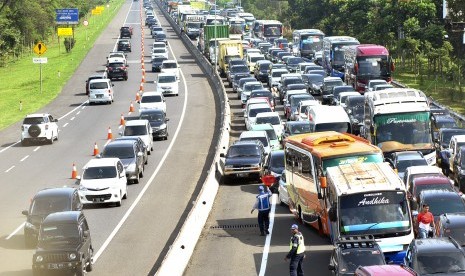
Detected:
left=237, top=173, right=247, bottom=177
left=48, top=263, right=62, bottom=269
left=96, top=94, right=103, bottom=98
left=93, top=198, right=103, bottom=202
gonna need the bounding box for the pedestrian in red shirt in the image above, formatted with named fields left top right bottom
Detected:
left=417, top=204, right=435, bottom=238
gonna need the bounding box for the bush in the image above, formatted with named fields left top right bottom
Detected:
left=64, top=38, right=76, bottom=53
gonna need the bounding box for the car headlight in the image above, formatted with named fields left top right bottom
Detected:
left=68, top=253, right=77, bottom=260
left=35, top=255, right=43, bottom=262
left=126, top=163, right=136, bottom=172
left=79, top=185, right=88, bottom=191
left=159, top=123, right=167, bottom=129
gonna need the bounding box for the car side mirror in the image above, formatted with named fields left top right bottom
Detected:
left=166, top=118, right=170, bottom=121
left=22, top=210, right=29, bottom=216
left=54, top=119, right=58, bottom=122
left=83, top=230, right=90, bottom=238
left=328, top=264, right=335, bottom=271
left=220, top=153, right=225, bottom=158
left=112, top=84, right=115, bottom=87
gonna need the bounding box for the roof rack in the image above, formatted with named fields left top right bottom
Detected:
left=335, top=235, right=378, bottom=249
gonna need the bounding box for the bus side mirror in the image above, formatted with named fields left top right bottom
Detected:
left=319, top=176, right=327, bottom=188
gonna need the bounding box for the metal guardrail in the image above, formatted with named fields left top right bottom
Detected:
left=392, top=80, right=465, bottom=127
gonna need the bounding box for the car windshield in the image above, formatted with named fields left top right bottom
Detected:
left=287, top=58, right=304, bottom=65
left=124, top=125, right=148, bottom=136
left=141, top=95, right=162, bottom=103
left=307, top=75, right=324, bottom=83
left=31, top=197, right=70, bottom=215
left=284, top=78, right=303, bottom=86
left=315, top=122, right=350, bottom=133
left=427, top=195, right=465, bottom=216
left=158, top=76, right=176, bottom=83
left=259, top=63, right=271, bottom=71
left=414, top=184, right=454, bottom=198
left=230, top=65, right=248, bottom=73
left=83, top=166, right=117, bottom=179
left=244, top=84, right=263, bottom=92
left=339, top=249, right=385, bottom=273
left=23, top=117, right=45, bottom=124
left=350, top=105, right=365, bottom=121
left=153, top=58, right=167, bottom=63
left=103, top=146, right=135, bottom=159
left=396, top=158, right=428, bottom=172
left=291, top=96, right=312, bottom=108
left=256, top=116, right=280, bottom=125
left=250, top=56, right=264, bottom=62
left=89, top=82, right=109, bottom=89
left=241, top=137, right=268, bottom=147
left=251, top=91, right=272, bottom=98
left=416, top=252, right=465, bottom=274
left=163, top=63, right=177, bottom=69
left=228, top=145, right=261, bottom=157
left=270, top=153, right=285, bottom=169
left=140, top=112, right=164, bottom=122
left=249, top=107, right=272, bottom=117
left=272, top=71, right=286, bottom=78
left=289, top=123, right=311, bottom=134
left=263, top=129, right=278, bottom=140
left=39, top=224, right=79, bottom=243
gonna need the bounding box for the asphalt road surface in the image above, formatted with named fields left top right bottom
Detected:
left=0, top=1, right=217, bottom=275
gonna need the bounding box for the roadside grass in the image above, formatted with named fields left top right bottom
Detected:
left=393, top=67, right=465, bottom=114
left=0, top=0, right=125, bottom=131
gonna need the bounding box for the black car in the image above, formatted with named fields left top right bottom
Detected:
left=431, top=114, right=458, bottom=141
left=117, top=39, right=132, bottom=52
left=437, top=213, right=465, bottom=246
left=263, top=150, right=284, bottom=192
left=146, top=17, right=157, bottom=27
left=302, top=73, right=324, bottom=95
left=404, top=237, right=465, bottom=275
left=154, top=32, right=167, bottom=44
left=254, top=60, right=272, bottom=83
left=284, top=57, right=305, bottom=72
left=139, top=109, right=169, bottom=140
left=452, top=146, right=465, bottom=190
left=115, top=136, right=148, bottom=165
left=220, top=140, right=266, bottom=184
left=331, top=86, right=356, bottom=106
left=329, top=235, right=386, bottom=276
left=227, top=64, right=249, bottom=87
left=107, top=61, right=128, bottom=80
left=279, top=77, right=304, bottom=103
left=347, top=101, right=364, bottom=135
left=120, top=26, right=132, bottom=38
left=282, top=121, right=311, bottom=143
left=99, top=140, right=145, bottom=184
left=22, top=187, right=82, bottom=247
left=32, top=211, right=93, bottom=276
left=152, top=56, right=168, bottom=72
left=232, top=73, right=252, bottom=93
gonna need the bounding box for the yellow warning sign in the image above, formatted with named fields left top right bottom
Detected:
left=33, top=42, right=47, bottom=56
left=57, top=27, right=73, bottom=36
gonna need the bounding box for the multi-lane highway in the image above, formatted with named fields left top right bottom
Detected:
left=0, top=1, right=218, bottom=275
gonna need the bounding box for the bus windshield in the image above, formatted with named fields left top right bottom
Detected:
left=339, top=191, right=411, bottom=236
left=264, top=25, right=282, bottom=37
left=300, top=34, right=323, bottom=52
left=374, top=112, right=433, bottom=150
left=357, top=56, right=390, bottom=78
left=322, top=154, right=383, bottom=174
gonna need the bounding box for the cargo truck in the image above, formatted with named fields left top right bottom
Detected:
left=183, top=15, right=204, bottom=39
left=198, top=25, right=229, bottom=59
left=218, top=40, right=243, bottom=76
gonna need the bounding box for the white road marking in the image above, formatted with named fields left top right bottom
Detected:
left=63, top=123, right=69, bottom=128
left=93, top=26, right=189, bottom=263
left=5, top=222, right=25, bottom=240
left=76, top=111, right=81, bottom=115
left=81, top=106, right=86, bottom=110
left=33, top=147, right=40, bottom=152
left=259, top=194, right=277, bottom=276
left=70, top=116, right=75, bottom=121
left=20, top=155, right=29, bottom=162
left=104, top=139, right=111, bottom=147
left=5, top=166, right=14, bottom=173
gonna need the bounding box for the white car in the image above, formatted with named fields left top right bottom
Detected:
left=161, top=60, right=180, bottom=79
left=239, top=130, right=271, bottom=155
left=107, top=52, right=127, bottom=66
left=88, top=78, right=114, bottom=105
left=21, top=113, right=59, bottom=146
left=120, top=119, right=154, bottom=154
left=240, top=81, right=263, bottom=106
left=245, top=103, right=272, bottom=130
left=268, top=68, right=289, bottom=89
left=138, top=91, right=166, bottom=113
left=278, top=170, right=289, bottom=205
left=297, top=100, right=320, bottom=121
left=255, top=111, right=284, bottom=138
left=152, top=42, right=167, bottom=50
left=337, top=91, right=360, bottom=108
left=77, top=158, right=127, bottom=207
left=156, top=73, right=179, bottom=96
left=151, top=47, right=169, bottom=60
left=365, top=79, right=388, bottom=93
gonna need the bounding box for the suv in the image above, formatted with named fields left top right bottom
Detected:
left=120, top=26, right=132, bottom=38
left=21, top=113, right=59, bottom=146
left=117, top=39, right=132, bottom=52
left=22, top=187, right=82, bottom=247
left=88, top=78, right=114, bottom=105
left=404, top=237, right=465, bottom=275
left=329, top=235, right=386, bottom=276
left=107, top=60, right=128, bottom=80
left=32, top=211, right=93, bottom=276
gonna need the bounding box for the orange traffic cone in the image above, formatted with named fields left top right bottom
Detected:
left=142, top=75, right=145, bottom=83
left=129, top=102, right=135, bottom=113
left=71, top=163, right=78, bottom=179
left=93, top=142, right=99, bottom=156
left=139, top=82, right=144, bottom=92
left=142, top=68, right=146, bottom=78
left=107, top=127, right=113, bottom=140
left=120, top=113, right=125, bottom=125
left=136, top=92, right=141, bottom=101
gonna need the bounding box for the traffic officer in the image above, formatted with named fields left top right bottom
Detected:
left=251, top=185, right=272, bottom=236
left=284, top=224, right=306, bottom=276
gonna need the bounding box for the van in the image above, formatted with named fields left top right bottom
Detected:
left=120, top=119, right=153, bottom=154
left=354, top=265, right=417, bottom=276
left=88, top=78, right=114, bottom=105
left=306, top=105, right=350, bottom=133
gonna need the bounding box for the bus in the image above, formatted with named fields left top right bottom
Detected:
left=284, top=131, right=383, bottom=234
left=292, top=29, right=325, bottom=59
left=343, top=44, right=394, bottom=92
left=228, top=17, right=246, bottom=35
left=253, top=20, right=283, bottom=42
left=326, top=162, right=414, bottom=264
left=237, top=12, right=255, bottom=33
left=323, top=36, right=359, bottom=79
left=361, top=88, right=436, bottom=165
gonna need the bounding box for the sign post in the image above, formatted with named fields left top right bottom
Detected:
left=33, top=42, right=47, bottom=93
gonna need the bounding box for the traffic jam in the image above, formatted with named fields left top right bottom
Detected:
left=160, top=0, right=465, bottom=275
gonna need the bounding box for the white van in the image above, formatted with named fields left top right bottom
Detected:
left=88, top=79, right=114, bottom=105
left=306, top=105, right=350, bottom=133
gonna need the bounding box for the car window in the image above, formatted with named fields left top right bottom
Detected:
left=228, top=145, right=261, bottom=157
left=31, top=197, right=71, bottom=215
left=124, top=125, right=148, bottom=136
left=89, top=82, right=109, bottom=89
left=158, top=76, right=176, bottom=83
left=23, top=117, right=45, bottom=124
left=141, top=95, right=162, bottom=103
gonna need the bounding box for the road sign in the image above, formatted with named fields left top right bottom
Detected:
left=57, top=27, right=73, bottom=36
left=56, top=8, right=79, bottom=24
left=91, top=9, right=101, bottom=15
left=33, top=42, right=47, bottom=56
left=83, top=20, right=89, bottom=26
left=33, top=57, right=48, bottom=64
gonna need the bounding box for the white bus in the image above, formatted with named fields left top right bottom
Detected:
left=252, top=20, right=283, bottom=42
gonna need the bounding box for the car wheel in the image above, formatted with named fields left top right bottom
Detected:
left=115, top=193, right=122, bottom=207
left=164, top=135, right=168, bottom=140
left=24, top=233, right=35, bottom=248
left=48, top=132, right=54, bottom=144
left=278, top=192, right=285, bottom=206
left=55, top=131, right=59, bottom=141
left=147, top=149, right=151, bottom=155
left=144, top=157, right=148, bottom=165
left=123, top=187, right=128, bottom=199
left=75, top=260, right=86, bottom=276
left=86, top=248, right=94, bottom=272
left=139, top=166, right=144, bottom=178
left=134, top=172, right=140, bottom=184
left=21, top=139, right=28, bottom=146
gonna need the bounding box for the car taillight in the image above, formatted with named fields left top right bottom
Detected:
left=108, top=67, right=113, bottom=71
left=108, top=89, right=111, bottom=95
left=122, top=66, right=127, bottom=70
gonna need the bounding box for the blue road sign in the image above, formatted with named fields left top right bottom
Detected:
left=56, top=8, right=79, bottom=24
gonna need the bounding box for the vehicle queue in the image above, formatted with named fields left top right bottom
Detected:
left=160, top=0, right=465, bottom=275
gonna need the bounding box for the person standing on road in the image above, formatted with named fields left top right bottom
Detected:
left=417, top=204, right=435, bottom=238
left=285, top=224, right=306, bottom=276
left=251, top=185, right=272, bottom=236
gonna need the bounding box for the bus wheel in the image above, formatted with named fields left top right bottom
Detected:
left=298, top=206, right=304, bottom=223
left=317, top=216, right=324, bottom=236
